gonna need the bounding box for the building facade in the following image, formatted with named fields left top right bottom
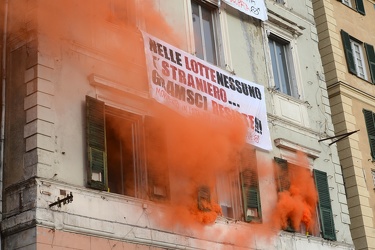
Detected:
left=0, top=0, right=354, bottom=249
left=312, top=0, right=375, bottom=249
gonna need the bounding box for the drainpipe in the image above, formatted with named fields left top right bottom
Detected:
left=0, top=0, right=9, bottom=249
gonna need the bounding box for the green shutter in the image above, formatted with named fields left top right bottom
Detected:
left=313, top=169, right=336, bottom=241
left=365, top=43, right=375, bottom=84
left=144, top=116, right=170, bottom=201
left=363, top=109, right=375, bottom=159
left=355, top=0, right=365, bottom=15
left=341, top=30, right=357, bottom=75
left=241, top=169, right=262, bottom=222
left=86, top=96, right=107, bottom=191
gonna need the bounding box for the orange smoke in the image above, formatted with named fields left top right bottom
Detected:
left=148, top=104, right=248, bottom=230
left=271, top=152, right=318, bottom=235
left=7, top=0, right=321, bottom=247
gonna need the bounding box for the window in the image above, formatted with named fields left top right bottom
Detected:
left=341, top=30, right=375, bottom=83
left=340, top=0, right=365, bottom=15
left=86, top=96, right=170, bottom=201
left=363, top=109, right=375, bottom=160
left=191, top=0, right=219, bottom=65
left=274, top=158, right=336, bottom=240
left=268, top=34, right=299, bottom=98
left=201, top=146, right=262, bottom=222
left=351, top=40, right=368, bottom=80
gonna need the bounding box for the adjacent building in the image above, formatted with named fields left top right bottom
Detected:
left=312, top=0, right=375, bottom=249
left=0, top=0, right=355, bottom=249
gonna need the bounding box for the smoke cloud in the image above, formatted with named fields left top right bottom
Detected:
left=6, top=0, right=320, bottom=248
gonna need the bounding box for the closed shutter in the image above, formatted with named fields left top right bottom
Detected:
left=144, top=116, right=170, bottom=201
left=363, top=109, right=375, bottom=159
left=86, top=96, right=108, bottom=190
left=341, top=30, right=357, bottom=75
left=365, top=43, right=375, bottom=84
left=355, top=0, right=365, bottom=15
left=313, top=169, right=336, bottom=241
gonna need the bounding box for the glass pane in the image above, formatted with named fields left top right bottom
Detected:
left=351, top=40, right=367, bottom=79
left=106, top=114, right=136, bottom=197
left=192, top=2, right=204, bottom=59
left=201, top=7, right=216, bottom=64
left=275, top=42, right=291, bottom=95
left=269, top=40, right=281, bottom=90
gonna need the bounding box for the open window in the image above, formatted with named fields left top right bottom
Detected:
left=86, top=96, right=170, bottom=201
left=341, top=30, right=375, bottom=83
left=274, top=157, right=336, bottom=239
left=214, top=145, right=261, bottom=222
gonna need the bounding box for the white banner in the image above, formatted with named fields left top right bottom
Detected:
left=222, top=0, right=267, bottom=21
left=142, top=31, right=272, bottom=151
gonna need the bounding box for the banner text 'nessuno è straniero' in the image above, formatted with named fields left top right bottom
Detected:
left=142, top=31, right=272, bottom=151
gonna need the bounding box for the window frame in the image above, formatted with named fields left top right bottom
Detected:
left=265, top=28, right=301, bottom=99
left=341, top=30, right=375, bottom=83
left=350, top=39, right=368, bottom=81
left=339, top=0, right=365, bottom=15
left=85, top=96, right=170, bottom=201
left=274, top=157, right=336, bottom=240
left=187, top=0, right=223, bottom=66
left=214, top=146, right=261, bottom=222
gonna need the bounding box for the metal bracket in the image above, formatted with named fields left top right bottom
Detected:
left=49, top=192, right=73, bottom=208
left=318, top=130, right=359, bottom=146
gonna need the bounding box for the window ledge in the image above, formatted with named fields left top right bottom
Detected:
left=274, top=138, right=321, bottom=159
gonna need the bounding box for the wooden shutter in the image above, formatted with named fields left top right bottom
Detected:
left=274, top=157, right=290, bottom=192
left=363, top=109, right=375, bottom=159
left=198, top=185, right=211, bottom=211
left=240, top=146, right=261, bottom=222
left=365, top=43, right=375, bottom=84
left=144, top=116, right=170, bottom=201
left=341, top=30, right=357, bottom=75
left=313, top=169, right=336, bottom=241
left=86, top=96, right=107, bottom=190
left=355, top=0, right=365, bottom=15
left=240, top=169, right=261, bottom=222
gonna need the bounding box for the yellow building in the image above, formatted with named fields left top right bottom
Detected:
left=313, top=0, right=375, bottom=249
